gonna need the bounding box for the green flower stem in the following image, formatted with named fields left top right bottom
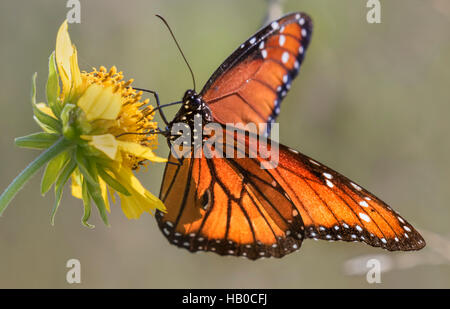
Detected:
left=0, top=137, right=72, bottom=216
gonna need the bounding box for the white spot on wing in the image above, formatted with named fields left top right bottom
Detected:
left=281, top=51, right=289, bottom=63
left=279, top=35, right=286, bottom=46
left=359, top=201, right=369, bottom=208
left=351, top=182, right=362, bottom=191
left=261, top=49, right=268, bottom=59
left=323, top=172, right=333, bottom=179
left=359, top=213, right=371, bottom=223
left=326, top=179, right=334, bottom=188
left=271, top=21, right=279, bottom=30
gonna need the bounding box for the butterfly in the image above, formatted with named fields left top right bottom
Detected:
left=154, top=12, right=425, bottom=260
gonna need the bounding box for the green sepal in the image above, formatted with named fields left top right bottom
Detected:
left=46, top=52, right=62, bottom=118
left=85, top=164, right=109, bottom=226
left=81, top=178, right=94, bottom=228
left=14, top=132, right=60, bottom=149
left=41, top=151, right=70, bottom=196
left=50, top=157, right=77, bottom=225
left=74, top=148, right=96, bottom=185
left=97, top=167, right=130, bottom=196
left=74, top=149, right=109, bottom=226
left=0, top=137, right=70, bottom=217
left=31, top=73, right=61, bottom=133
left=33, top=116, right=58, bottom=134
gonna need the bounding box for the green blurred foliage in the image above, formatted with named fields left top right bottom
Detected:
left=0, top=0, right=449, bottom=288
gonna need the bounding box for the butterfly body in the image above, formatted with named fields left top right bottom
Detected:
left=167, top=89, right=212, bottom=144
left=156, top=12, right=425, bottom=260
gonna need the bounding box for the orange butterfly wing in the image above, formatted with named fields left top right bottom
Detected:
left=201, top=12, right=312, bottom=134
left=157, top=129, right=425, bottom=259
left=157, top=147, right=304, bottom=260
left=222, top=128, right=425, bottom=251
left=265, top=144, right=426, bottom=250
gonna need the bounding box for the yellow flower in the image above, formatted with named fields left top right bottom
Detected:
left=55, top=20, right=166, bottom=223
left=0, top=20, right=166, bottom=227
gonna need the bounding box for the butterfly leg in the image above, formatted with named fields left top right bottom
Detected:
left=133, top=87, right=170, bottom=128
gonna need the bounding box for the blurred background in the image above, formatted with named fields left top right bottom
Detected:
left=0, top=0, right=449, bottom=288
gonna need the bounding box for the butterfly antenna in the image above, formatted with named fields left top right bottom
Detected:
left=156, top=14, right=197, bottom=91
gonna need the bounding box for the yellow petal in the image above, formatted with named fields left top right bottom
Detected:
left=55, top=20, right=74, bottom=98
left=115, top=166, right=146, bottom=196
left=36, top=103, right=56, bottom=118
left=71, top=173, right=82, bottom=199
left=86, top=134, right=118, bottom=160
left=99, top=177, right=110, bottom=213
left=119, top=192, right=147, bottom=219
left=97, top=89, right=122, bottom=120
left=70, top=45, right=83, bottom=96
left=77, top=84, right=122, bottom=121
left=117, top=140, right=167, bottom=163
left=119, top=189, right=165, bottom=219
left=112, top=166, right=165, bottom=219
left=109, top=187, right=117, bottom=204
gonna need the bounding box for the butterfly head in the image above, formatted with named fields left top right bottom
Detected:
left=171, top=90, right=212, bottom=124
